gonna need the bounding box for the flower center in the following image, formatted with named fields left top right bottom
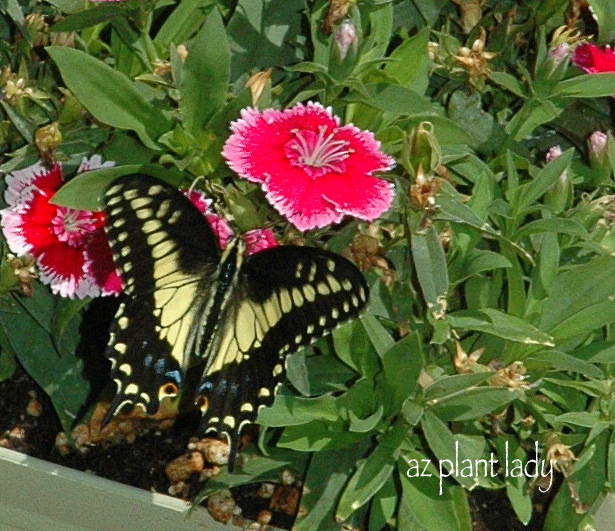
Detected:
left=285, top=125, right=352, bottom=178
left=52, top=208, right=104, bottom=247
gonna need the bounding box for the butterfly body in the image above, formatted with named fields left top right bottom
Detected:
left=102, top=175, right=368, bottom=470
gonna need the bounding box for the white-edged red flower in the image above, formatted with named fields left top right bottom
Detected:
left=1, top=156, right=122, bottom=298
left=222, top=101, right=395, bottom=231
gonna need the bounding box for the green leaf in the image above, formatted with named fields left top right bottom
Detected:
left=553, top=73, right=615, bottom=98
left=368, top=475, right=398, bottom=531
left=588, top=0, right=615, bottom=43
left=448, top=308, right=554, bottom=346
left=540, top=256, right=615, bottom=341
left=489, top=71, right=526, bottom=98
left=424, top=373, right=493, bottom=402
left=46, top=47, right=170, bottom=149
left=194, top=446, right=308, bottom=502
left=226, top=0, right=305, bottom=82
left=51, top=165, right=185, bottom=211
left=544, top=430, right=609, bottom=530
left=384, top=27, right=430, bottom=93
left=514, top=218, right=589, bottom=241
left=346, top=83, right=435, bottom=114
left=256, top=394, right=338, bottom=427
left=450, top=250, right=511, bottom=284
left=427, top=387, right=518, bottom=422
left=336, top=424, right=406, bottom=520
left=292, top=440, right=372, bottom=531
left=421, top=410, right=489, bottom=490
left=333, top=320, right=380, bottom=378
left=525, top=350, right=603, bottom=379
left=154, top=0, right=216, bottom=50
left=277, top=420, right=361, bottom=451
left=180, top=8, right=230, bottom=136
left=515, top=148, right=574, bottom=214
left=0, top=291, right=89, bottom=433
left=0, top=101, right=35, bottom=142
left=492, top=437, right=533, bottom=525
left=360, top=312, right=394, bottom=357
left=398, top=450, right=472, bottom=531
left=411, top=224, right=448, bottom=317
left=381, top=333, right=424, bottom=412
left=50, top=3, right=123, bottom=32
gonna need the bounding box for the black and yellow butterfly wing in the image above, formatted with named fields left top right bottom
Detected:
left=194, top=245, right=368, bottom=468
left=102, top=175, right=369, bottom=470
left=103, top=175, right=219, bottom=422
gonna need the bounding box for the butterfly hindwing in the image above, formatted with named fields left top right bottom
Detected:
left=103, top=175, right=219, bottom=421
left=194, top=245, right=369, bottom=466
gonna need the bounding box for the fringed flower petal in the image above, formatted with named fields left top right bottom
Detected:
left=0, top=157, right=122, bottom=298
left=222, top=102, right=395, bottom=231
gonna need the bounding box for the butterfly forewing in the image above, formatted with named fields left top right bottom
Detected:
left=103, top=175, right=219, bottom=421
left=194, top=246, right=369, bottom=465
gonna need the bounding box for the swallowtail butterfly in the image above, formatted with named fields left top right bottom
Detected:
left=102, top=175, right=368, bottom=470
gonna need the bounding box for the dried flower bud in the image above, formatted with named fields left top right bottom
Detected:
left=5, top=253, right=37, bottom=297
left=245, top=69, right=272, bottom=105
left=35, top=122, right=62, bottom=164
left=454, top=27, right=495, bottom=80
left=453, top=342, right=484, bottom=374
left=545, top=436, right=576, bottom=475
left=26, top=13, right=50, bottom=47
left=489, top=361, right=530, bottom=390
left=322, top=0, right=356, bottom=34
left=451, top=0, right=483, bottom=34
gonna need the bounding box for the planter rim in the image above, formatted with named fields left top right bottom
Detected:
left=0, top=446, right=231, bottom=530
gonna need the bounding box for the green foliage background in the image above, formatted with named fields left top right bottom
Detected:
left=2, top=0, right=615, bottom=529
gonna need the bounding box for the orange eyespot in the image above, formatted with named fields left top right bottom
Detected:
left=194, top=395, right=209, bottom=413
left=160, top=382, right=179, bottom=397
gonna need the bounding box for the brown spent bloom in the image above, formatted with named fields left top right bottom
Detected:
left=453, top=342, right=484, bottom=374
left=451, top=0, right=484, bottom=34
left=409, top=168, right=441, bottom=213
left=35, top=122, right=62, bottom=164
left=454, top=27, right=496, bottom=80
left=489, top=361, right=530, bottom=390
left=7, top=253, right=37, bottom=297
left=152, top=59, right=172, bottom=77
left=344, top=231, right=394, bottom=286
left=545, top=439, right=576, bottom=475
left=321, top=0, right=357, bottom=34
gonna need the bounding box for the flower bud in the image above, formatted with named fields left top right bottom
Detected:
left=589, top=131, right=608, bottom=162
left=544, top=145, right=571, bottom=213
left=334, top=19, right=358, bottom=61
left=588, top=131, right=612, bottom=185
left=402, top=121, right=441, bottom=180
left=329, top=19, right=359, bottom=79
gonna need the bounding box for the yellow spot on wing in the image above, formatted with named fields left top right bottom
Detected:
left=125, top=383, right=139, bottom=395
left=291, top=287, right=304, bottom=307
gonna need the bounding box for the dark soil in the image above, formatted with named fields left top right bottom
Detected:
left=0, top=363, right=550, bottom=530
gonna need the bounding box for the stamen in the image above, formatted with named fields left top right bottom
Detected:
left=286, top=125, right=352, bottom=176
